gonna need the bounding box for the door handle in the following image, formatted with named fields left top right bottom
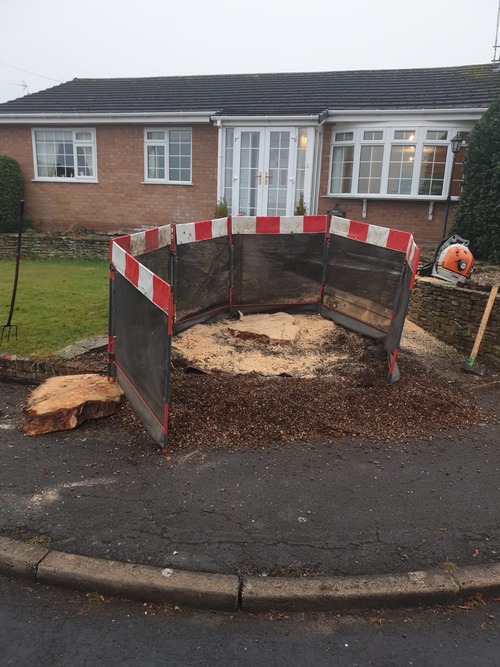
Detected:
left=265, top=172, right=269, bottom=185
left=257, top=172, right=262, bottom=184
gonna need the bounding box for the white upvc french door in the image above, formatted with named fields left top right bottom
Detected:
left=224, top=127, right=317, bottom=216
left=235, top=128, right=293, bottom=216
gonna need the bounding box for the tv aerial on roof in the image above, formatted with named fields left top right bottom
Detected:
left=493, top=0, right=500, bottom=64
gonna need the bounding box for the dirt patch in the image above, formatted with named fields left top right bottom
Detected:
left=462, top=267, right=500, bottom=291
left=77, top=316, right=488, bottom=450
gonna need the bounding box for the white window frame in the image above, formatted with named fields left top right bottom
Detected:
left=32, top=128, right=97, bottom=183
left=143, top=128, right=192, bottom=185
left=328, top=126, right=465, bottom=200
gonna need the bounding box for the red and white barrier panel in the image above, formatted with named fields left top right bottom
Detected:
left=175, top=218, right=229, bottom=245
left=329, top=216, right=420, bottom=275
left=111, top=242, right=172, bottom=315
left=113, top=224, right=172, bottom=257
left=232, top=215, right=328, bottom=235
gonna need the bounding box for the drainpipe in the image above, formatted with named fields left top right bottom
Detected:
left=216, top=119, right=224, bottom=204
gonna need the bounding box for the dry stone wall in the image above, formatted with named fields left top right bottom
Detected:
left=408, top=278, right=500, bottom=367
left=0, top=233, right=109, bottom=260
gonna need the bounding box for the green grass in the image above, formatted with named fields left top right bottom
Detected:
left=0, top=258, right=108, bottom=357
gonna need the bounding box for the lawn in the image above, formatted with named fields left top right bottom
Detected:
left=0, top=258, right=108, bottom=357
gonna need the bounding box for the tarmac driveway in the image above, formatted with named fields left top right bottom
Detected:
left=1, top=380, right=499, bottom=577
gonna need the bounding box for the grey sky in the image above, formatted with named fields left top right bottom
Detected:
left=0, top=0, right=498, bottom=104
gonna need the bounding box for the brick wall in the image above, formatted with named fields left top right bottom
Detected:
left=317, top=125, right=456, bottom=246
left=0, top=124, right=218, bottom=234
left=1, top=122, right=456, bottom=244
left=408, top=278, right=500, bottom=367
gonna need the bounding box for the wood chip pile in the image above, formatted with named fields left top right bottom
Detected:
left=81, top=314, right=483, bottom=449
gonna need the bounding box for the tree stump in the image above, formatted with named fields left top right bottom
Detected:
left=228, top=312, right=299, bottom=345
left=22, top=374, right=123, bottom=436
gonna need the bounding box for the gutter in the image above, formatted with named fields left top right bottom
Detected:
left=326, top=107, right=488, bottom=122
left=0, top=107, right=486, bottom=126
left=0, top=111, right=219, bottom=125
left=210, top=113, right=327, bottom=126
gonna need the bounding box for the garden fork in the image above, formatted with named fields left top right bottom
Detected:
left=1, top=200, right=24, bottom=343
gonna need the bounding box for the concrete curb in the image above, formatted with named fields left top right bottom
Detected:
left=1, top=537, right=499, bottom=613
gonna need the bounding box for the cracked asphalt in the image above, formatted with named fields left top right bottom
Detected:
left=1, top=379, right=499, bottom=577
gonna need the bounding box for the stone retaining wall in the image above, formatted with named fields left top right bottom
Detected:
left=0, top=233, right=110, bottom=260
left=0, top=353, right=101, bottom=384
left=408, top=278, right=500, bottom=367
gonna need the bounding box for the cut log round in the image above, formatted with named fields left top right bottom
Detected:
left=22, top=374, right=123, bottom=436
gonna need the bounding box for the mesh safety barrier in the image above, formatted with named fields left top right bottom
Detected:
left=173, top=218, right=230, bottom=329
left=109, top=215, right=419, bottom=447
left=232, top=216, right=327, bottom=311
left=109, top=228, right=173, bottom=448
left=323, top=235, right=405, bottom=335
left=112, top=272, right=170, bottom=446
left=385, top=265, right=415, bottom=382
left=136, top=246, right=172, bottom=284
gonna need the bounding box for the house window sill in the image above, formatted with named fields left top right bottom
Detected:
left=32, top=178, right=98, bottom=184
left=142, top=181, right=193, bottom=186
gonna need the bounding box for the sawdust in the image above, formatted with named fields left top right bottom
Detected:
left=171, top=314, right=351, bottom=377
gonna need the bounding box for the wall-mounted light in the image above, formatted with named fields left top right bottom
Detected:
left=450, top=132, right=464, bottom=155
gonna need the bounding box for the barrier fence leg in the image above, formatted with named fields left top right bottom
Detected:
left=319, top=230, right=331, bottom=311
left=107, top=263, right=117, bottom=380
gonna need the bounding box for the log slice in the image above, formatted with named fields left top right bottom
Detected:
left=23, top=374, right=123, bottom=436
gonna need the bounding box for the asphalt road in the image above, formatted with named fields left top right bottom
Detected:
left=1, top=576, right=499, bottom=666
left=0, top=380, right=499, bottom=577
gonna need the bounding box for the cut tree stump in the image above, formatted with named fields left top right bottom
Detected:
left=228, top=312, right=299, bottom=345
left=22, top=374, right=123, bottom=436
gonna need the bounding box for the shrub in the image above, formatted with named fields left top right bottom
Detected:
left=452, top=96, right=500, bottom=263
left=294, top=192, right=307, bottom=215
left=214, top=197, right=229, bottom=218
left=0, top=155, right=24, bottom=233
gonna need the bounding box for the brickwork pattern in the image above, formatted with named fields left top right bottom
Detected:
left=0, top=122, right=461, bottom=244
left=0, top=124, right=217, bottom=234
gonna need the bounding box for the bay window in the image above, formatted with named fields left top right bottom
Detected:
left=388, top=144, right=415, bottom=195
left=330, top=132, right=354, bottom=194
left=329, top=126, right=467, bottom=199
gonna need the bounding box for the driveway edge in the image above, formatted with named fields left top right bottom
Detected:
left=1, top=537, right=499, bottom=613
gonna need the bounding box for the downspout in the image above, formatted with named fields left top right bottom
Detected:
left=215, top=119, right=224, bottom=203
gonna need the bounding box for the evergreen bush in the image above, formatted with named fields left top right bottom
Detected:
left=214, top=197, right=229, bottom=218
left=0, top=155, right=24, bottom=232
left=294, top=192, right=307, bottom=215
left=452, top=97, right=500, bottom=263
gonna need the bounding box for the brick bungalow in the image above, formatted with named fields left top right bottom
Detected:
left=0, top=64, right=499, bottom=244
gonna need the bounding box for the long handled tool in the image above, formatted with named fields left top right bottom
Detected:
left=461, top=283, right=499, bottom=376
left=1, top=200, right=24, bottom=343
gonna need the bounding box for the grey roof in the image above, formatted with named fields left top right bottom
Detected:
left=0, top=64, right=499, bottom=116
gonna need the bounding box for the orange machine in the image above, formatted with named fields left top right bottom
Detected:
left=419, top=235, right=475, bottom=285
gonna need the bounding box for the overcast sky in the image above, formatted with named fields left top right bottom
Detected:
left=0, top=0, right=498, bottom=104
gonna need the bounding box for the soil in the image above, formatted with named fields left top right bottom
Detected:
left=463, top=267, right=500, bottom=291
left=74, top=315, right=495, bottom=451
